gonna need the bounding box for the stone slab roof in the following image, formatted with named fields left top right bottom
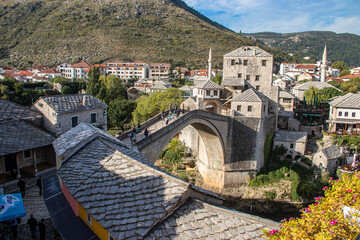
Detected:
left=0, top=120, right=55, bottom=156
left=322, top=145, right=342, bottom=159
left=197, top=80, right=222, bottom=89
left=59, top=138, right=189, bottom=240
left=53, top=122, right=128, bottom=159
left=37, top=94, right=108, bottom=114
left=329, top=93, right=360, bottom=109
left=232, top=88, right=268, bottom=103
left=221, top=78, right=245, bottom=86
left=279, top=91, right=295, bottom=99
left=0, top=99, right=41, bottom=122
left=145, top=198, right=279, bottom=239
left=274, top=130, right=307, bottom=143
left=224, top=46, right=272, bottom=57
left=178, top=85, right=193, bottom=91
left=292, top=81, right=340, bottom=91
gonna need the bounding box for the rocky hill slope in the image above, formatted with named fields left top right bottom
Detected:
left=0, top=0, right=291, bottom=68
left=244, top=31, right=360, bottom=67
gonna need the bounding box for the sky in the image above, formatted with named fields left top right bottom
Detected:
left=182, top=0, right=360, bottom=35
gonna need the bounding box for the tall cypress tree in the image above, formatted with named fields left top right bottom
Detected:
left=86, top=67, right=101, bottom=96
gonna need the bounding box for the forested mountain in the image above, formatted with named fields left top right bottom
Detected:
left=244, top=31, right=360, bottom=67
left=0, top=0, right=292, bottom=68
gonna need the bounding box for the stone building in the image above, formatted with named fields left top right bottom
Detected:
left=49, top=123, right=279, bottom=239
left=230, top=88, right=269, bottom=118
left=292, top=81, right=340, bottom=100
left=0, top=99, right=56, bottom=192
left=32, top=94, right=108, bottom=136
left=327, top=93, right=360, bottom=133
left=192, top=80, right=224, bottom=114
left=273, top=131, right=308, bottom=159
left=313, top=145, right=342, bottom=175
left=279, top=91, right=295, bottom=111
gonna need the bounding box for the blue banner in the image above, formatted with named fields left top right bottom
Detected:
left=0, top=193, right=26, bottom=222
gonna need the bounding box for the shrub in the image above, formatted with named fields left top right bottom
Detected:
left=264, top=172, right=360, bottom=239
left=160, top=138, right=186, bottom=165
left=264, top=190, right=277, bottom=200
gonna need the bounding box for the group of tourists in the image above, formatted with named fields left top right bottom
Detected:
left=129, top=122, right=149, bottom=141
left=161, top=103, right=185, bottom=125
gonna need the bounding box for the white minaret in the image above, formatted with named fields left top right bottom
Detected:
left=208, top=47, right=213, bottom=80
left=321, top=45, right=327, bottom=82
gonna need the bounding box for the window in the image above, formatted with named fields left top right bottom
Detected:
left=237, top=105, right=242, bottom=112
left=290, top=143, right=294, bottom=149
left=238, top=73, right=242, bottom=78
left=243, top=60, right=248, bottom=66
left=246, top=75, right=250, bottom=81
left=263, top=105, right=266, bottom=112
left=71, top=116, right=78, bottom=128
left=256, top=86, right=260, bottom=90
left=338, top=111, right=342, bottom=117
left=206, top=90, right=211, bottom=96
left=87, top=213, right=92, bottom=226
left=24, top=150, right=31, bottom=158
left=345, top=112, right=348, bottom=117
left=231, top=59, right=235, bottom=65
left=248, top=106, right=252, bottom=112
left=283, top=98, right=292, bottom=103
left=213, top=90, right=218, bottom=96
left=255, top=75, right=260, bottom=81
left=262, top=60, right=267, bottom=66
left=91, top=113, right=97, bottom=123
left=352, top=112, right=356, bottom=117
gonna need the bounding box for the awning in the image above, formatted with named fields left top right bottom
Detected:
left=0, top=193, right=26, bottom=222
left=327, top=119, right=360, bottom=124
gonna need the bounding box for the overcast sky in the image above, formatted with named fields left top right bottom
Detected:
left=182, top=0, right=360, bottom=35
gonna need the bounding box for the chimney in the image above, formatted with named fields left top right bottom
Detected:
left=83, top=95, right=88, bottom=106
left=253, top=50, right=256, bottom=56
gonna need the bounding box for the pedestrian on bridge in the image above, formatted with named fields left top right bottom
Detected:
left=144, top=128, right=149, bottom=137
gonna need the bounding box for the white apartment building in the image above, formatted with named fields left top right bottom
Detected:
left=106, top=61, right=149, bottom=81
left=57, top=62, right=92, bottom=79
left=149, top=63, right=171, bottom=79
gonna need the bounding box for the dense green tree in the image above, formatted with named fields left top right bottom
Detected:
left=340, top=78, right=360, bottom=93
left=340, top=69, right=351, bottom=77
left=331, top=61, right=349, bottom=72
left=86, top=67, right=101, bottom=96
left=97, top=75, right=126, bottom=104
left=213, top=73, right=222, bottom=85
left=108, top=99, right=136, bottom=130
left=132, top=88, right=184, bottom=123
left=317, top=87, right=342, bottom=101
left=50, top=76, right=72, bottom=84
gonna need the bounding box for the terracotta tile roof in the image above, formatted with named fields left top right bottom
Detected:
left=17, top=71, right=34, bottom=76
left=71, top=61, right=92, bottom=68
left=150, top=63, right=171, bottom=67
left=38, top=69, right=60, bottom=74
left=32, top=65, right=47, bottom=70
left=342, top=74, right=360, bottom=79
left=295, top=64, right=317, bottom=70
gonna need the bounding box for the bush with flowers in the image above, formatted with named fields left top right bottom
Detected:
left=264, top=172, right=360, bottom=239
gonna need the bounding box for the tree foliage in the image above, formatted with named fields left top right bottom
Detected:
left=132, top=88, right=184, bottom=123
left=331, top=61, right=349, bottom=72
left=264, top=172, right=360, bottom=239
left=213, top=73, right=222, bottom=85
left=160, top=138, right=187, bottom=165
left=108, top=99, right=136, bottom=130
left=304, top=86, right=342, bottom=105
left=86, top=67, right=101, bottom=96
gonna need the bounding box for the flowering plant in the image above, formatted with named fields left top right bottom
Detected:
left=264, top=172, right=360, bottom=239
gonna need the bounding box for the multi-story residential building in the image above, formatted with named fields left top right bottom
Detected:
left=32, top=94, right=108, bottom=136
left=57, top=62, right=92, bottom=79
left=149, top=63, right=171, bottom=79
left=106, top=61, right=149, bottom=81
left=327, top=93, right=360, bottom=134
left=37, top=69, right=62, bottom=79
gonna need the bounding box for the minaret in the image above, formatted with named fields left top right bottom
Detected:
left=208, top=47, right=213, bottom=80
left=321, top=45, right=327, bottom=82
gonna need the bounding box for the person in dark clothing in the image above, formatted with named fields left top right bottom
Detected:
left=36, top=177, right=42, bottom=195
left=27, top=215, right=37, bottom=239
left=144, top=128, right=149, bottom=137
left=9, top=219, right=17, bottom=240
left=17, top=179, right=25, bottom=197
left=38, top=219, right=46, bottom=240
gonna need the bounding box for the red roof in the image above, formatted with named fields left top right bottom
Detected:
left=295, top=64, right=317, bottom=70
left=38, top=69, right=60, bottom=74
left=17, top=71, right=34, bottom=76
left=150, top=63, right=171, bottom=67
left=342, top=74, right=360, bottom=79
left=327, top=77, right=343, bottom=83
left=134, top=84, right=152, bottom=88
left=32, top=65, right=47, bottom=70
left=72, top=61, right=92, bottom=68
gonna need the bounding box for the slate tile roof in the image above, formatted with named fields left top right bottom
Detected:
left=224, top=46, right=272, bottom=57
left=232, top=88, right=268, bottom=103
left=322, top=145, right=342, bottom=159
left=0, top=99, right=41, bottom=122
left=58, top=139, right=189, bottom=240
left=292, top=81, right=340, bottom=91
left=38, top=94, right=108, bottom=114
left=197, top=80, right=222, bottom=89
left=0, top=120, right=55, bottom=156
left=221, top=78, right=245, bottom=86
left=329, top=93, right=360, bottom=109
left=274, top=130, right=307, bottom=143
left=279, top=91, right=295, bottom=99
left=145, top=198, right=278, bottom=239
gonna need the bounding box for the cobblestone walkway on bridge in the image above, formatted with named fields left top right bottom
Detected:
left=122, top=113, right=186, bottom=148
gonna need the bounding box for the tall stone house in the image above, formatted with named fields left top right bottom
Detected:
left=32, top=94, right=108, bottom=136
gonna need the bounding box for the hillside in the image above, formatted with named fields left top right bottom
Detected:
left=0, top=0, right=293, bottom=68
left=244, top=31, right=360, bottom=67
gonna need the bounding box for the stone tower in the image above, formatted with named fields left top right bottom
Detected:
left=208, top=47, right=213, bottom=80
left=321, top=45, right=327, bottom=82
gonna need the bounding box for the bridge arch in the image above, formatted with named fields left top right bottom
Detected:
left=136, top=110, right=230, bottom=188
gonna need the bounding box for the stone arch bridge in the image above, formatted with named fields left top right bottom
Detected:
left=119, top=110, right=276, bottom=188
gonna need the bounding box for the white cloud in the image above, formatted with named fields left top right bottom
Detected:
left=320, top=17, right=360, bottom=34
